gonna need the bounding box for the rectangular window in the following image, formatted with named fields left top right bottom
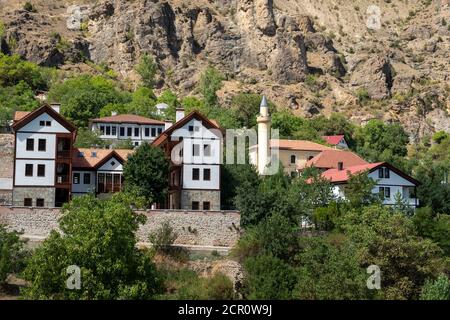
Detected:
left=38, top=139, right=46, bottom=151
left=378, top=168, right=384, bottom=178
left=203, top=202, right=210, bottom=211
left=157, top=128, right=162, bottom=135
left=26, top=139, right=34, bottom=151
left=39, top=121, right=45, bottom=126
left=192, top=168, right=200, bottom=181
left=36, top=198, right=44, bottom=207
left=145, top=128, right=150, bottom=137
left=134, top=127, right=139, bottom=137
left=106, top=126, right=111, bottom=135
left=385, top=187, right=391, bottom=198
left=45, top=121, right=51, bottom=126
left=203, top=168, right=211, bottom=181
left=127, top=127, right=132, bottom=137
left=204, top=144, right=211, bottom=157
left=192, top=201, right=200, bottom=210
left=83, top=173, right=91, bottom=185
left=111, top=126, right=117, bottom=136
left=25, top=164, right=33, bottom=177
left=188, top=125, right=194, bottom=132
left=37, top=164, right=45, bottom=177
left=379, top=187, right=391, bottom=199
left=100, top=126, right=105, bottom=134
left=193, top=144, right=200, bottom=156
left=384, top=168, right=390, bottom=179
left=120, top=127, right=125, bottom=136
left=73, top=172, right=80, bottom=184
left=151, top=128, right=156, bottom=137
left=24, top=198, right=32, bottom=207
left=290, top=155, right=296, bottom=164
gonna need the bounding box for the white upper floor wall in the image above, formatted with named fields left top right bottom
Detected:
left=16, top=132, right=56, bottom=159
left=18, top=112, right=70, bottom=134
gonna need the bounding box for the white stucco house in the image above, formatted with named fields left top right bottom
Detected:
left=152, top=108, right=222, bottom=211
left=90, top=113, right=167, bottom=147
left=71, top=148, right=133, bottom=197
left=322, top=162, right=420, bottom=208
left=12, top=104, right=77, bottom=207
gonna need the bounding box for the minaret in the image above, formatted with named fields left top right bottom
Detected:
left=257, top=96, right=271, bottom=175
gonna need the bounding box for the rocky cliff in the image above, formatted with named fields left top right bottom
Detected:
left=0, top=0, right=449, bottom=140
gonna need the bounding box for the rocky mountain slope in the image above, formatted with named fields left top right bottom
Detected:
left=1, top=0, right=449, bottom=140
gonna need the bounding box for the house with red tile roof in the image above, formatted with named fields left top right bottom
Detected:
left=322, top=135, right=349, bottom=149
left=71, top=148, right=134, bottom=197
left=301, top=150, right=368, bottom=171
left=90, top=113, right=167, bottom=147
left=321, top=162, right=419, bottom=208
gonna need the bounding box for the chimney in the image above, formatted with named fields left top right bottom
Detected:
left=164, top=120, right=173, bottom=130
left=338, top=162, right=344, bottom=171
left=176, top=108, right=185, bottom=122
left=51, top=103, right=61, bottom=114
left=111, top=111, right=117, bottom=116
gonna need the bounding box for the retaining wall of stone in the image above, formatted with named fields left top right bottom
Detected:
left=0, top=206, right=241, bottom=248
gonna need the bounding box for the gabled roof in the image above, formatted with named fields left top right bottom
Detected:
left=302, top=150, right=368, bottom=170
left=321, top=162, right=419, bottom=185
left=13, top=111, right=30, bottom=121
left=91, top=114, right=165, bottom=125
left=322, top=135, right=345, bottom=145
left=12, top=104, right=77, bottom=133
left=270, top=139, right=333, bottom=152
left=152, top=110, right=221, bottom=147
left=72, top=148, right=134, bottom=169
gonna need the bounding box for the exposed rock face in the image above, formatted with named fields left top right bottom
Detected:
left=85, top=0, right=308, bottom=85
left=0, top=0, right=448, bottom=139
left=349, top=55, right=394, bottom=100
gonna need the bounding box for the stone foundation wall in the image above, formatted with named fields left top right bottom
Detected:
left=0, top=190, right=12, bottom=206
left=12, top=187, right=55, bottom=207
left=0, top=134, right=14, bottom=179
left=137, top=210, right=240, bottom=247
left=0, top=207, right=240, bottom=248
left=181, top=190, right=221, bottom=211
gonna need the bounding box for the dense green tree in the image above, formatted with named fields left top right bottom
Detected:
left=343, top=171, right=379, bottom=208
left=135, top=54, right=158, bottom=89
left=123, top=143, right=169, bottom=205
left=242, top=254, right=297, bottom=300
left=271, top=110, right=304, bottom=138
left=335, top=205, right=446, bottom=299
left=233, top=212, right=299, bottom=262
left=221, top=163, right=259, bottom=210
left=295, top=236, right=372, bottom=300
left=0, top=81, right=39, bottom=125
left=48, top=75, right=131, bottom=127
left=0, top=53, right=47, bottom=90
left=0, top=225, right=26, bottom=286
left=231, top=93, right=268, bottom=128
left=22, top=194, right=164, bottom=299
left=235, top=168, right=335, bottom=227
left=156, top=89, right=180, bottom=121
left=198, top=66, right=223, bottom=109
left=354, top=119, right=409, bottom=169
left=412, top=207, right=450, bottom=255
left=420, top=274, right=450, bottom=300
left=414, top=160, right=450, bottom=213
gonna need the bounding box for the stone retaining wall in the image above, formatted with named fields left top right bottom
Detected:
left=0, top=206, right=241, bottom=248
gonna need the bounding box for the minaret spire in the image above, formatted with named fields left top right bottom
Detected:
left=257, top=95, right=271, bottom=175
